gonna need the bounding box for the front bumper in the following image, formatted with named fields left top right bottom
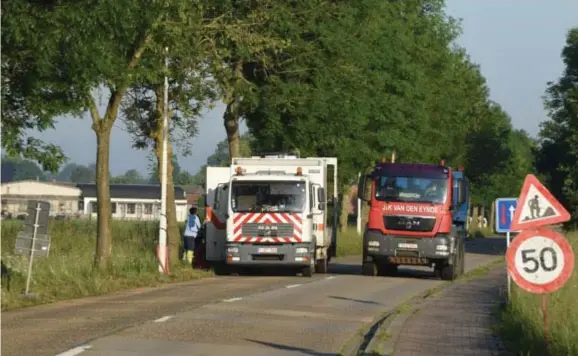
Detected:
left=225, top=242, right=313, bottom=267
left=364, top=230, right=456, bottom=265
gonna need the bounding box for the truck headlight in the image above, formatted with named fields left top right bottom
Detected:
left=368, top=241, right=380, bottom=247
left=227, top=247, right=239, bottom=253
left=295, top=247, right=308, bottom=254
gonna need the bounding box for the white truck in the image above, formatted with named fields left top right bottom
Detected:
left=204, top=153, right=338, bottom=277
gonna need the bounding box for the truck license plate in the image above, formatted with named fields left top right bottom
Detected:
left=398, top=243, right=418, bottom=249
left=258, top=247, right=277, bottom=254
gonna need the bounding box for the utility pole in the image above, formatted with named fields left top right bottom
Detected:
left=158, top=47, right=169, bottom=274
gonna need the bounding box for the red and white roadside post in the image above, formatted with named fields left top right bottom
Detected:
left=507, top=174, right=573, bottom=344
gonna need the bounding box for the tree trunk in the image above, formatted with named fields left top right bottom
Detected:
left=155, top=144, right=181, bottom=267
left=224, top=101, right=241, bottom=161
left=94, top=126, right=113, bottom=270
left=153, top=85, right=180, bottom=268
left=339, top=187, right=350, bottom=232
left=489, top=203, right=495, bottom=234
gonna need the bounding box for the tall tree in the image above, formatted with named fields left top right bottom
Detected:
left=0, top=156, right=46, bottom=182
left=2, top=0, right=182, bottom=269
left=191, top=134, right=253, bottom=187
left=537, top=27, right=578, bottom=225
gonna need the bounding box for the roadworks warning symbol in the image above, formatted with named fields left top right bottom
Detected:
left=511, top=174, right=570, bottom=230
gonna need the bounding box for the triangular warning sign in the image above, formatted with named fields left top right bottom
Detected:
left=510, top=174, right=571, bottom=230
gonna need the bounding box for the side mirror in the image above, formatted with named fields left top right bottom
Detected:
left=317, top=187, right=326, bottom=204
left=357, top=174, right=372, bottom=202
left=214, top=184, right=224, bottom=210
left=455, top=180, right=466, bottom=205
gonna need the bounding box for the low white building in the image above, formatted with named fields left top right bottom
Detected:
left=77, top=183, right=188, bottom=221
left=0, top=180, right=81, bottom=217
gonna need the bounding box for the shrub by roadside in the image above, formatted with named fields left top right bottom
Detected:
left=1, top=220, right=362, bottom=310
left=499, top=230, right=578, bottom=356
left=1, top=220, right=212, bottom=311
left=337, top=226, right=362, bottom=257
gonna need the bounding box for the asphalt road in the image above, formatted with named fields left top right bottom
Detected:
left=1, top=238, right=507, bottom=356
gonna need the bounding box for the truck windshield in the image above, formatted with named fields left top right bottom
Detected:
left=374, top=176, right=448, bottom=204
left=231, top=180, right=306, bottom=213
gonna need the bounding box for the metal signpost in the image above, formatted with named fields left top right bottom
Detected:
left=14, top=200, right=51, bottom=296
left=506, top=174, right=572, bottom=345
left=495, top=197, right=518, bottom=298
left=506, top=228, right=574, bottom=344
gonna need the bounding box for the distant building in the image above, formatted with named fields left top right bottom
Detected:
left=76, top=183, right=188, bottom=221
left=180, top=185, right=204, bottom=209
left=0, top=180, right=81, bottom=218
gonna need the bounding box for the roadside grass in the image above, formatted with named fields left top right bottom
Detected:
left=336, top=226, right=362, bottom=257
left=1, top=220, right=363, bottom=310
left=1, top=220, right=212, bottom=311
left=498, top=230, right=578, bottom=356
left=469, top=226, right=495, bottom=238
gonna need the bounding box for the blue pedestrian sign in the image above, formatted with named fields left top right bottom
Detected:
left=495, top=198, right=518, bottom=233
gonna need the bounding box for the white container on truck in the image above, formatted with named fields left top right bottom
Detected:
left=204, top=154, right=338, bottom=277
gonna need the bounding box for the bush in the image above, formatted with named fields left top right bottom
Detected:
left=337, top=226, right=362, bottom=257
left=1, top=220, right=211, bottom=311
left=1, top=219, right=363, bottom=310
left=499, top=230, right=578, bottom=356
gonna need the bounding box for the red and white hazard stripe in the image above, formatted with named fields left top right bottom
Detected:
left=232, top=212, right=302, bottom=243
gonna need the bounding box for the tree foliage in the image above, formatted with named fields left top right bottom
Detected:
left=537, top=27, right=578, bottom=226
left=2, top=0, right=550, bottom=267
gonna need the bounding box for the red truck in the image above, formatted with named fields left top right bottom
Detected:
left=357, top=158, right=468, bottom=280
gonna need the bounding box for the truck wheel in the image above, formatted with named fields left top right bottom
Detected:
left=459, top=243, right=466, bottom=275
left=440, top=264, right=456, bottom=281
left=213, top=263, right=230, bottom=276
left=315, top=258, right=328, bottom=274
left=377, top=263, right=398, bottom=277
left=362, top=261, right=377, bottom=276
left=301, top=253, right=316, bottom=277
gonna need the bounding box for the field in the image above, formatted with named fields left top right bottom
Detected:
left=499, top=230, right=578, bottom=356
left=1, top=220, right=362, bottom=310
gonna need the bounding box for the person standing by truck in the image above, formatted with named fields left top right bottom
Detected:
left=183, top=207, right=201, bottom=264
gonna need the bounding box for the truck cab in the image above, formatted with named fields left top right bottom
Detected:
left=358, top=160, right=468, bottom=280
left=204, top=154, right=338, bottom=277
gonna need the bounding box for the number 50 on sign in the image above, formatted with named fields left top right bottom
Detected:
left=506, top=228, right=574, bottom=294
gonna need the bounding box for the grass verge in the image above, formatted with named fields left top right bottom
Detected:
left=336, top=226, right=363, bottom=257
left=1, top=220, right=212, bottom=311
left=1, top=220, right=363, bottom=310
left=498, top=230, right=578, bottom=356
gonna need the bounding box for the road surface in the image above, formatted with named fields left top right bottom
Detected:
left=1, top=238, right=506, bottom=356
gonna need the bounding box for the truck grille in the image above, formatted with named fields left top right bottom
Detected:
left=242, top=223, right=294, bottom=237
left=383, top=216, right=436, bottom=232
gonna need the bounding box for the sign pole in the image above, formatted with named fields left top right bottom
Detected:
left=542, top=294, right=550, bottom=345
left=24, top=202, right=41, bottom=295
left=356, top=172, right=361, bottom=235
left=506, top=230, right=511, bottom=299
left=158, top=46, right=169, bottom=275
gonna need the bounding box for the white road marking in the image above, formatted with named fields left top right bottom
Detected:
left=153, top=315, right=173, bottom=323
left=223, top=297, right=243, bottom=302
left=54, top=344, right=92, bottom=356
left=285, top=284, right=302, bottom=288
left=325, top=276, right=337, bottom=280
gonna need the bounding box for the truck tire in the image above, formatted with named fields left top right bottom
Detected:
left=362, top=261, right=377, bottom=276
left=213, top=263, right=231, bottom=276
left=377, top=263, right=398, bottom=277
left=315, top=258, right=328, bottom=274
left=459, top=242, right=466, bottom=276
left=441, top=251, right=459, bottom=281
left=440, top=263, right=456, bottom=281
left=301, top=252, right=316, bottom=277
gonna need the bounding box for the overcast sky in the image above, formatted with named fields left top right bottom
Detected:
left=33, top=0, right=578, bottom=176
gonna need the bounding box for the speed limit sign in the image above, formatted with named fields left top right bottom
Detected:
left=506, top=228, right=574, bottom=294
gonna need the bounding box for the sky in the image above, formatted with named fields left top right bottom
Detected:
left=33, top=0, right=578, bottom=176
